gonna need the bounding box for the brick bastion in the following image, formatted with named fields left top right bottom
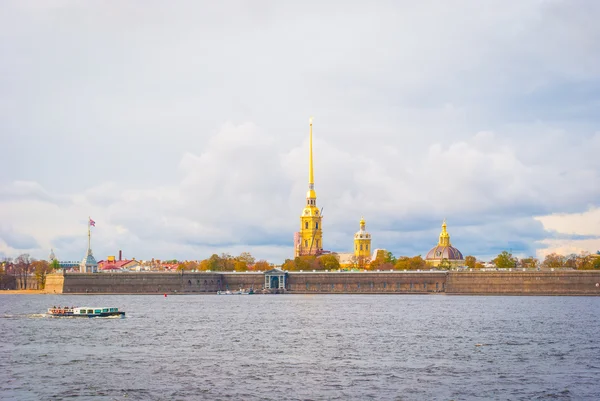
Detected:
left=44, top=270, right=600, bottom=295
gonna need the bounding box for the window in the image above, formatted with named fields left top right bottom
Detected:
left=305, top=240, right=308, bottom=247
left=366, top=244, right=369, bottom=250
left=360, top=245, right=363, bottom=250
left=305, top=222, right=308, bottom=229
left=316, top=222, right=319, bottom=229
left=94, top=310, right=101, bottom=314
left=87, top=309, right=93, bottom=314
left=102, top=308, right=108, bottom=312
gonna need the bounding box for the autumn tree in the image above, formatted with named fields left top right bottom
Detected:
left=493, top=251, right=516, bottom=269
left=542, top=253, right=564, bottom=268
left=253, top=260, right=270, bottom=271
left=238, top=252, right=255, bottom=265
left=465, top=255, right=477, bottom=269
left=234, top=260, right=248, bottom=271
left=14, top=254, right=33, bottom=289
left=520, top=256, right=539, bottom=269
left=437, top=258, right=452, bottom=270
left=32, top=260, right=51, bottom=289
left=318, top=254, right=340, bottom=270
left=395, top=257, right=409, bottom=270
left=408, top=255, right=426, bottom=270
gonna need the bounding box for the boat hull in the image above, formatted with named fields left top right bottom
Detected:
left=48, top=312, right=125, bottom=318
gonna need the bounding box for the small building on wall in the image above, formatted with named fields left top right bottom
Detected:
left=264, top=268, right=287, bottom=291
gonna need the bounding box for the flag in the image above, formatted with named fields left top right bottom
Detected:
left=89, top=218, right=96, bottom=227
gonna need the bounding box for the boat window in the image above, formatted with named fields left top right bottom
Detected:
left=102, top=309, right=108, bottom=312
left=94, top=309, right=101, bottom=314
left=80, top=310, right=86, bottom=314
left=87, top=309, right=93, bottom=314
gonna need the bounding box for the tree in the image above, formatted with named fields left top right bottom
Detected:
left=542, top=253, right=564, bottom=268
left=408, top=255, right=426, bottom=270
left=50, top=259, right=61, bottom=271
left=395, top=257, right=409, bottom=270
left=32, top=260, right=51, bottom=289
left=14, top=254, right=33, bottom=289
left=253, top=260, right=270, bottom=271
left=493, top=251, right=516, bottom=269
left=319, top=254, right=340, bottom=270
left=465, top=255, right=477, bottom=269
left=234, top=260, right=248, bottom=271
left=438, top=258, right=452, bottom=270
left=520, top=257, right=539, bottom=269
left=237, top=252, right=255, bottom=265
left=474, top=261, right=484, bottom=269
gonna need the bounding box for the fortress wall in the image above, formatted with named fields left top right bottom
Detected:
left=60, top=272, right=222, bottom=294
left=45, top=274, right=65, bottom=293
left=52, top=270, right=600, bottom=295
left=287, top=272, right=448, bottom=293
left=221, top=273, right=264, bottom=290
left=446, top=271, right=600, bottom=295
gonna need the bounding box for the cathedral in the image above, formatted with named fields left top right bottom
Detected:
left=424, top=220, right=465, bottom=267
left=293, top=119, right=379, bottom=267
left=293, top=118, right=465, bottom=268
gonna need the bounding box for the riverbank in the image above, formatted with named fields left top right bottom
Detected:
left=0, top=289, right=46, bottom=294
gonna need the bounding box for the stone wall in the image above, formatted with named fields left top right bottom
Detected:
left=58, top=272, right=222, bottom=294
left=45, top=274, right=65, bottom=293
left=446, top=271, right=600, bottom=295
left=49, top=270, right=600, bottom=295
left=287, top=272, right=447, bottom=293
left=221, top=273, right=264, bottom=290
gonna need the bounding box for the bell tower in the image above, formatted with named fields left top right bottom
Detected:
left=295, top=117, right=323, bottom=256
left=354, top=217, right=371, bottom=266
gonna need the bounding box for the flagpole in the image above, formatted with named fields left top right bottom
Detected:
left=88, top=216, right=91, bottom=251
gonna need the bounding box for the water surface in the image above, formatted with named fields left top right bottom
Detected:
left=1, top=294, right=599, bottom=400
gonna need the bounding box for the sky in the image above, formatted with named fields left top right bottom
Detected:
left=1, top=0, right=600, bottom=264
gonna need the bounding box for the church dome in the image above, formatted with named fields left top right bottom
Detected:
left=425, top=245, right=464, bottom=261
left=425, top=220, right=464, bottom=263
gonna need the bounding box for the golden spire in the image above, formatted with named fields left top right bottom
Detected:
left=438, top=219, right=451, bottom=246
left=309, top=116, right=314, bottom=189
left=360, top=216, right=366, bottom=229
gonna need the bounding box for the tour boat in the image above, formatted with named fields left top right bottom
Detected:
left=47, top=306, right=125, bottom=318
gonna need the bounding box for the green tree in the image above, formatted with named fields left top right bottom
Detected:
left=437, top=258, right=452, bottom=270
left=50, top=259, right=60, bottom=270
left=465, top=255, right=477, bottom=269
left=493, top=250, right=516, bottom=269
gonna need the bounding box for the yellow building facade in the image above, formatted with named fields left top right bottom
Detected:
left=294, top=117, right=323, bottom=257
left=354, top=217, right=371, bottom=261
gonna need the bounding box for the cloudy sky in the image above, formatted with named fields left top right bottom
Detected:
left=1, top=0, right=599, bottom=263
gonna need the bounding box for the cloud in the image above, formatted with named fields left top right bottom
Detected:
left=0, top=1, right=599, bottom=262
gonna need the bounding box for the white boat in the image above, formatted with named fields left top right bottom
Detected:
left=217, top=289, right=254, bottom=295
left=47, top=306, right=125, bottom=318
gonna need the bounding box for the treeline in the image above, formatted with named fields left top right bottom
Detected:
left=1, top=254, right=60, bottom=289
left=175, top=252, right=271, bottom=272
left=487, top=250, right=600, bottom=270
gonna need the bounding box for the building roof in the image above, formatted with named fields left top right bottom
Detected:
left=98, top=259, right=137, bottom=271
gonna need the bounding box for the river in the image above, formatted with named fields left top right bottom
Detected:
left=1, top=294, right=599, bottom=400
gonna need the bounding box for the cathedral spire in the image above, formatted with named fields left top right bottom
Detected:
left=438, top=219, right=451, bottom=247
left=308, top=116, right=314, bottom=191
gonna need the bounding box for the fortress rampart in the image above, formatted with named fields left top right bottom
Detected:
left=43, top=270, right=600, bottom=295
